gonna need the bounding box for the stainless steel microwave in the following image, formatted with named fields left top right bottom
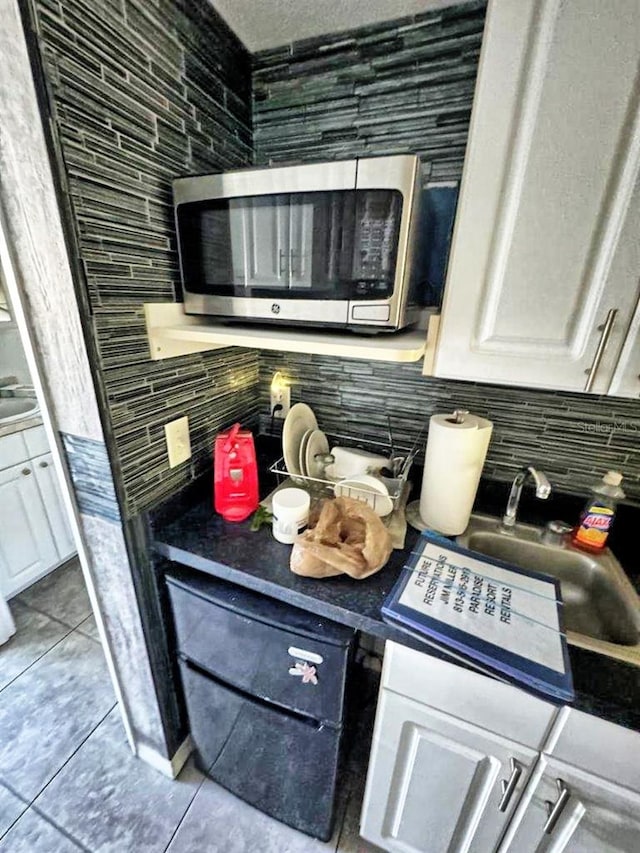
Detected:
left=173, top=155, right=425, bottom=332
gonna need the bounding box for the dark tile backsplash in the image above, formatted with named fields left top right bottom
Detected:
left=32, top=0, right=260, bottom=516
left=259, top=354, right=640, bottom=502
left=61, top=433, right=121, bottom=522
left=253, top=4, right=640, bottom=504
left=253, top=1, right=487, bottom=182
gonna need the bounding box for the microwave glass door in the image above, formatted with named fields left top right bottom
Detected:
left=176, top=189, right=403, bottom=301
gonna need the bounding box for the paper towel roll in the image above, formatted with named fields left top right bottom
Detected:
left=419, top=411, right=493, bottom=536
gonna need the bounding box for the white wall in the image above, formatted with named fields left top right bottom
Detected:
left=0, top=323, right=31, bottom=384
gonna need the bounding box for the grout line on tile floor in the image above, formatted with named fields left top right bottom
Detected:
left=14, top=598, right=91, bottom=632
left=0, top=784, right=30, bottom=842
left=26, top=805, right=92, bottom=852
left=0, top=703, right=118, bottom=846
left=0, top=620, right=76, bottom=695
left=160, top=770, right=209, bottom=852
left=74, top=624, right=102, bottom=645
left=0, top=702, right=117, bottom=806
left=31, top=702, right=118, bottom=799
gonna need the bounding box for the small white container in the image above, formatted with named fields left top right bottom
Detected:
left=272, top=488, right=311, bottom=544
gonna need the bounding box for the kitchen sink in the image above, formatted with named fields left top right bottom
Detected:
left=457, top=514, right=640, bottom=661
left=0, top=397, right=39, bottom=424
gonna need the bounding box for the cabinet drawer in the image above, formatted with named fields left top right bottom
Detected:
left=180, top=659, right=341, bottom=841
left=0, top=432, right=29, bottom=470
left=382, top=642, right=557, bottom=749
left=547, top=708, right=640, bottom=791
left=23, top=425, right=48, bottom=458
left=167, top=571, right=354, bottom=725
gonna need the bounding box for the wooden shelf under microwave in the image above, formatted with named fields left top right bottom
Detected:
left=144, top=303, right=433, bottom=364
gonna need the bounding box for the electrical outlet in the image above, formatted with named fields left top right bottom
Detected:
left=270, top=380, right=290, bottom=419
left=165, top=416, right=191, bottom=467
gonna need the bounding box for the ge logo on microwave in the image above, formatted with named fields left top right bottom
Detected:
left=271, top=303, right=281, bottom=315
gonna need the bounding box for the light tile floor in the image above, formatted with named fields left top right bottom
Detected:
left=0, top=560, right=381, bottom=852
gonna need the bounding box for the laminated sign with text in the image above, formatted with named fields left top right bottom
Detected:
left=382, top=533, right=573, bottom=700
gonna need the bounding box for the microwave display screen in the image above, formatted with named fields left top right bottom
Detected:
left=176, top=189, right=402, bottom=300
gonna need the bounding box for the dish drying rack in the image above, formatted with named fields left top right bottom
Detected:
left=268, top=432, right=416, bottom=516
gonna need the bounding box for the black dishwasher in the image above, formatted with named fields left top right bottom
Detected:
left=166, top=568, right=356, bottom=841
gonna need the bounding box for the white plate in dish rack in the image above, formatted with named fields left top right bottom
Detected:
left=297, top=429, right=313, bottom=476
left=304, top=429, right=330, bottom=479
left=283, top=403, right=318, bottom=476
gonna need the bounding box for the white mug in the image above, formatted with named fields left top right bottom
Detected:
left=272, top=488, right=311, bottom=545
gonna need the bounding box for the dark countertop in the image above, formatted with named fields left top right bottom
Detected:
left=154, top=501, right=428, bottom=648
left=151, top=467, right=640, bottom=733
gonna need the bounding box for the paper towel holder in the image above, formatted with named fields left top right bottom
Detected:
left=447, top=409, right=469, bottom=425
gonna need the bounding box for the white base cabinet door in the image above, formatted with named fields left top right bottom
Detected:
left=361, top=690, right=538, bottom=853
left=500, top=755, right=640, bottom=853
left=0, top=461, right=59, bottom=598
left=32, top=453, right=75, bottom=562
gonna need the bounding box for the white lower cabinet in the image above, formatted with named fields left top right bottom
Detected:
left=0, top=428, right=76, bottom=597
left=32, top=452, right=75, bottom=562
left=0, top=460, right=59, bottom=597
left=361, top=642, right=557, bottom=853
left=362, top=644, right=640, bottom=853
left=501, top=755, right=640, bottom=852
left=501, top=709, right=640, bottom=853
left=362, top=690, right=539, bottom=852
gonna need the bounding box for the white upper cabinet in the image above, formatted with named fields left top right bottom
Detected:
left=609, top=296, right=640, bottom=398
left=433, top=0, right=640, bottom=395
left=229, top=195, right=314, bottom=289
left=229, top=195, right=290, bottom=287
left=287, top=201, right=314, bottom=289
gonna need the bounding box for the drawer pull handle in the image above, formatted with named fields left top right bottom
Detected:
left=39, top=461, right=49, bottom=468
left=288, top=647, right=323, bottom=665
left=498, top=757, right=522, bottom=812
left=22, top=468, right=31, bottom=476
left=584, top=308, right=617, bottom=391
left=543, top=778, right=570, bottom=835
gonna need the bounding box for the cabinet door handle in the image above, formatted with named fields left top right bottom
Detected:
left=22, top=468, right=31, bottom=476
left=39, top=460, right=49, bottom=468
left=543, top=778, right=570, bottom=835
left=498, top=757, right=523, bottom=812
left=584, top=308, right=617, bottom=391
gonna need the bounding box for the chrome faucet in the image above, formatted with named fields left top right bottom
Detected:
left=501, top=466, right=551, bottom=531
